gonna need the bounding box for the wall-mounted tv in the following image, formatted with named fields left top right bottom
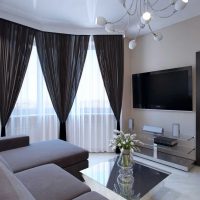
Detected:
left=132, top=66, right=192, bottom=111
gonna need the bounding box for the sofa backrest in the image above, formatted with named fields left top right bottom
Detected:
left=0, top=161, right=35, bottom=200
left=0, top=136, right=30, bottom=152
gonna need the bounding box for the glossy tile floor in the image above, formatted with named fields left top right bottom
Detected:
left=87, top=153, right=200, bottom=200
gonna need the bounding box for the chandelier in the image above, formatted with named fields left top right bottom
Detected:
left=95, top=0, right=189, bottom=49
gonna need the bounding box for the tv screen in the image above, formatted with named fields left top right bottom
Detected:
left=132, top=66, right=192, bottom=111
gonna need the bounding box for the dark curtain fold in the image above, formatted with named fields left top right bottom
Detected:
left=0, top=19, right=35, bottom=137
left=35, top=32, right=89, bottom=140
left=93, top=35, right=124, bottom=131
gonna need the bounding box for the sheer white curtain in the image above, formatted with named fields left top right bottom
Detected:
left=6, top=45, right=59, bottom=143
left=67, top=37, right=115, bottom=152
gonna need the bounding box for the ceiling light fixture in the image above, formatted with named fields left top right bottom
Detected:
left=96, top=0, right=189, bottom=50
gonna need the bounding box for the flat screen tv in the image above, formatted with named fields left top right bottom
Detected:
left=132, top=66, right=192, bottom=111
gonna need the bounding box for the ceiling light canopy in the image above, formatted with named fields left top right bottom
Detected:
left=96, top=0, right=189, bottom=50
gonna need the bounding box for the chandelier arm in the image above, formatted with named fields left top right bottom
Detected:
left=148, top=3, right=173, bottom=12
left=140, top=0, right=143, bottom=17
left=111, top=12, right=129, bottom=24
left=150, top=0, right=160, bottom=7
left=154, top=9, right=177, bottom=18
left=127, top=0, right=140, bottom=16
left=135, top=27, right=142, bottom=38
left=123, top=0, right=136, bottom=12
left=112, top=0, right=137, bottom=24
left=147, top=24, right=156, bottom=35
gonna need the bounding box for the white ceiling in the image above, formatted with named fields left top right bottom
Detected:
left=0, top=0, right=200, bottom=38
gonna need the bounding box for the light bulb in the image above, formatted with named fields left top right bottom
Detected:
left=175, top=0, right=188, bottom=11
left=153, top=33, right=163, bottom=41
left=95, top=16, right=107, bottom=26
left=129, top=40, right=136, bottom=50
left=141, top=12, right=151, bottom=24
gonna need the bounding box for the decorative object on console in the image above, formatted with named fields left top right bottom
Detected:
left=128, top=118, right=134, bottom=133
left=172, top=123, right=180, bottom=138
left=154, top=136, right=178, bottom=147
left=95, top=0, right=189, bottom=49
left=142, top=125, right=163, bottom=135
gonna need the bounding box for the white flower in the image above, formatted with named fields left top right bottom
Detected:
left=112, top=146, right=116, bottom=150
left=109, top=130, right=142, bottom=152
left=125, top=133, right=130, bottom=138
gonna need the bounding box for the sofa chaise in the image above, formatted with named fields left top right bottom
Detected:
left=0, top=136, right=108, bottom=200
left=0, top=136, right=88, bottom=174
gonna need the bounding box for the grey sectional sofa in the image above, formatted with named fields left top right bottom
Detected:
left=0, top=136, right=89, bottom=174
left=0, top=136, right=108, bottom=200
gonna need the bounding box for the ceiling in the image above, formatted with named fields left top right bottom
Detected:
left=0, top=0, right=200, bottom=38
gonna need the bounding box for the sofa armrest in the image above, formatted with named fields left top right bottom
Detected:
left=0, top=136, right=30, bottom=152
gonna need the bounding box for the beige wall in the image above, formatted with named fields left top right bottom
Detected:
left=122, top=15, right=200, bottom=139
left=121, top=38, right=131, bottom=131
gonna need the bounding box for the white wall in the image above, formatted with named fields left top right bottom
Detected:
left=122, top=15, right=200, bottom=140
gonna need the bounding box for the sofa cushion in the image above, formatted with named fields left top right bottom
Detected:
left=73, top=191, right=109, bottom=200
left=0, top=140, right=88, bottom=173
left=16, top=164, right=91, bottom=200
left=0, top=155, right=12, bottom=172
left=0, top=161, right=35, bottom=200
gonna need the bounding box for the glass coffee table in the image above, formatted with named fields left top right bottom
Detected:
left=82, top=157, right=169, bottom=200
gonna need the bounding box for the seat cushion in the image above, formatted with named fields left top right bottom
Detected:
left=16, top=164, right=91, bottom=200
left=73, top=191, right=108, bottom=200
left=0, top=162, right=35, bottom=200
left=0, top=140, right=88, bottom=173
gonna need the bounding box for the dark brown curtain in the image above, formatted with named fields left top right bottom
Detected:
left=93, top=35, right=124, bottom=131
left=35, top=32, right=89, bottom=140
left=0, top=19, right=35, bottom=137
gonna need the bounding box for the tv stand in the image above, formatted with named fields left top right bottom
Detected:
left=136, top=132, right=195, bottom=171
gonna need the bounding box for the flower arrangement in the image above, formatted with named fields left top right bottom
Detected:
left=109, top=130, right=142, bottom=152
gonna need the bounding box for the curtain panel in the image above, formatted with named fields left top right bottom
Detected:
left=67, top=37, right=115, bottom=152
left=36, top=32, right=89, bottom=140
left=0, top=19, right=35, bottom=137
left=7, top=45, right=59, bottom=142
left=93, top=35, right=124, bottom=131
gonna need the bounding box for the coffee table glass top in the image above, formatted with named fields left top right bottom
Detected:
left=82, top=157, right=169, bottom=199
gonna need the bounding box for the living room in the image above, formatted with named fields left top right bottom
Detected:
left=0, top=0, right=200, bottom=200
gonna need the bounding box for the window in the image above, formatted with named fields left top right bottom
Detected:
left=70, top=40, right=112, bottom=114
left=8, top=45, right=58, bottom=142
left=12, top=45, right=54, bottom=116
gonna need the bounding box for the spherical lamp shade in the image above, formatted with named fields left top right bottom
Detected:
left=129, top=40, right=136, bottom=50
left=175, top=0, right=188, bottom=11
left=141, top=12, right=151, bottom=24
left=95, top=16, right=107, bottom=26
left=153, top=33, right=163, bottom=41
left=105, top=23, right=115, bottom=33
